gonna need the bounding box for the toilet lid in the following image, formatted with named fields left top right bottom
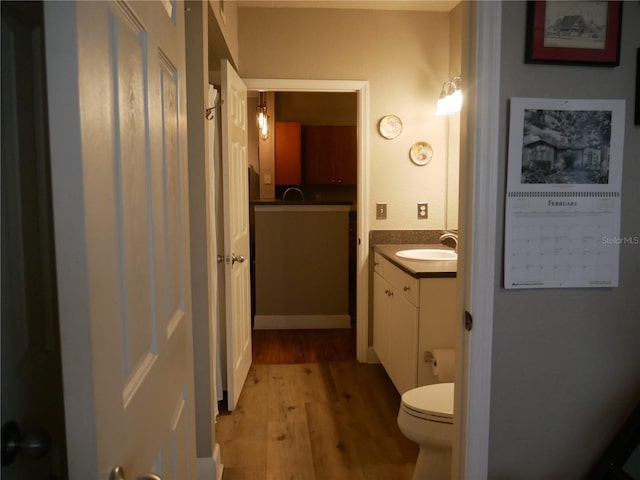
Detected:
left=401, top=383, right=454, bottom=422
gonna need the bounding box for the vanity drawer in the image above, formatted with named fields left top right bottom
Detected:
left=373, top=252, right=388, bottom=276
left=385, top=262, right=419, bottom=306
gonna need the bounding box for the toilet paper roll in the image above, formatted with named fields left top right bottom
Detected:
left=432, top=349, right=455, bottom=382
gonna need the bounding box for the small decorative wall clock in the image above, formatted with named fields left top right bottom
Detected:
left=378, top=115, right=403, bottom=139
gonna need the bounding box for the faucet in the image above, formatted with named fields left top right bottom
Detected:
left=439, top=231, right=459, bottom=253
left=282, top=187, right=305, bottom=201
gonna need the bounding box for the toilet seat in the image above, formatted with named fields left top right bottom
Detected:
left=401, top=383, right=454, bottom=423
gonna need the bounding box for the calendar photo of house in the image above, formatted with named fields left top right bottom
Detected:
left=520, top=108, right=612, bottom=185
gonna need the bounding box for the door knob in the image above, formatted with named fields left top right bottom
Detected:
left=109, top=465, right=163, bottom=480
left=1, top=421, right=52, bottom=466
left=231, top=253, right=245, bottom=265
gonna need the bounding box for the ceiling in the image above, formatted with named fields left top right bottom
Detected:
left=235, top=0, right=460, bottom=12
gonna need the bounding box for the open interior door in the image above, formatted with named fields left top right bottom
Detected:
left=220, top=59, right=252, bottom=411
left=43, top=1, right=196, bottom=478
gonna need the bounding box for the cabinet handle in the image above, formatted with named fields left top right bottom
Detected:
left=403, top=286, right=410, bottom=292
left=388, top=290, right=394, bottom=297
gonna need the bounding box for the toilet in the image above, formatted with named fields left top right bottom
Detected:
left=397, top=382, right=454, bottom=480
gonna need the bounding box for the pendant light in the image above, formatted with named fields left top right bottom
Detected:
left=256, top=91, right=269, bottom=140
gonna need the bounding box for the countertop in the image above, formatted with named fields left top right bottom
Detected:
left=374, top=244, right=457, bottom=279
left=251, top=200, right=353, bottom=206
left=252, top=201, right=352, bottom=213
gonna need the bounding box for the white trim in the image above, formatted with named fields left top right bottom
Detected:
left=196, top=443, right=223, bottom=480
left=254, top=314, right=351, bottom=330
left=356, top=82, right=371, bottom=363
left=457, top=3, right=501, bottom=479
left=243, top=78, right=370, bottom=363
left=244, top=78, right=368, bottom=93
left=367, top=345, right=380, bottom=364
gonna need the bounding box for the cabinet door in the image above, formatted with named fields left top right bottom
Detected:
left=373, top=271, right=390, bottom=368
left=332, top=126, right=357, bottom=184
left=388, top=294, right=419, bottom=394
left=302, top=125, right=357, bottom=185
left=302, top=125, right=333, bottom=184
left=275, top=121, right=301, bottom=185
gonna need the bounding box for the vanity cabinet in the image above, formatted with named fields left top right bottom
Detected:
left=302, top=125, right=357, bottom=185
left=373, top=251, right=456, bottom=394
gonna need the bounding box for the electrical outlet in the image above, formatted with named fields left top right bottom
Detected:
left=376, top=203, right=387, bottom=220
left=417, top=202, right=428, bottom=219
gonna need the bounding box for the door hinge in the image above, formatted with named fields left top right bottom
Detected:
left=464, top=310, right=473, bottom=331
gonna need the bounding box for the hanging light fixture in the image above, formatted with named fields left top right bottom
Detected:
left=436, top=76, right=462, bottom=115
left=256, top=91, right=269, bottom=140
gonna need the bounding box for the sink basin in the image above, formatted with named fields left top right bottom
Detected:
left=395, top=248, right=457, bottom=261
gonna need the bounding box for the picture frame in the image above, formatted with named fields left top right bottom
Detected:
left=525, top=1, right=623, bottom=66
left=636, top=48, right=640, bottom=126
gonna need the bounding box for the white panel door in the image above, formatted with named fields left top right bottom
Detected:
left=220, top=59, right=252, bottom=411
left=43, top=1, right=196, bottom=478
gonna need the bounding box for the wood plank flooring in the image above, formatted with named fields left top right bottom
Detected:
left=216, top=329, right=418, bottom=480
left=251, top=328, right=356, bottom=364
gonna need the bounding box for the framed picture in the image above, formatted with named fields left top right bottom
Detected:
left=525, top=1, right=623, bottom=66
left=636, top=48, right=640, bottom=126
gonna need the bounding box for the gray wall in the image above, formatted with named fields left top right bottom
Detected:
left=489, top=3, right=640, bottom=479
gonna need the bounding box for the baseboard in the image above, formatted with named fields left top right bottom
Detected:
left=214, top=443, right=223, bottom=480
left=196, top=444, right=223, bottom=480
left=368, top=345, right=380, bottom=364
left=254, top=314, right=351, bottom=330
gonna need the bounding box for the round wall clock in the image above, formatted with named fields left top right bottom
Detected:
left=378, top=115, right=403, bottom=139
left=409, top=141, right=433, bottom=166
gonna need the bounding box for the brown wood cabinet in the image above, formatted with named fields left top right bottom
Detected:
left=275, top=121, right=301, bottom=185
left=302, top=125, right=357, bottom=185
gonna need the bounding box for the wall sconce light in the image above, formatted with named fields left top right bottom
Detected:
left=436, top=76, right=462, bottom=115
left=256, top=91, right=269, bottom=140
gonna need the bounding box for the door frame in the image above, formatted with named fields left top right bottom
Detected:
left=454, top=3, right=501, bottom=479
left=243, top=78, right=371, bottom=364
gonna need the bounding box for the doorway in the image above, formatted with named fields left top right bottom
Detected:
left=250, top=90, right=359, bottom=362
left=244, top=79, right=371, bottom=364
left=1, top=2, right=67, bottom=477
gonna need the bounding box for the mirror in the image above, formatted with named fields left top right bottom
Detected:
left=446, top=113, right=460, bottom=231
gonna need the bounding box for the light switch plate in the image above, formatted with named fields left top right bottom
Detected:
left=417, top=202, right=428, bottom=219
left=376, top=203, right=387, bottom=220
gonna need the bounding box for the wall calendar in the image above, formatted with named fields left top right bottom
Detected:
left=504, top=98, right=626, bottom=289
